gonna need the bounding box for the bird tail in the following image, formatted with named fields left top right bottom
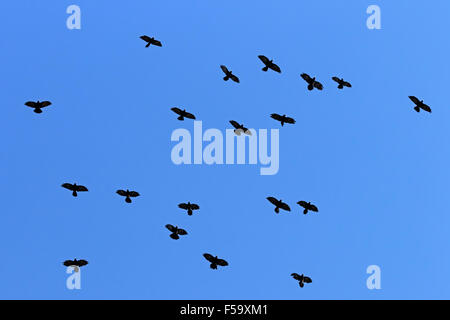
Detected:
left=125, top=197, right=132, bottom=203
left=303, top=209, right=308, bottom=215
left=414, top=106, right=420, bottom=112
left=34, top=108, right=42, bottom=114
left=308, top=84, right=314, bottom=91
left=210, top=263, right=218, bottom=270
left=275, top=207, right=280, bottom=214
left=177, top=115, right=184, bottom=121
left=188, top=208, right=193, bottom=216
left=281, top=121, right=285, bottom=127
left=223, top=76, right=229, bottom=81
left=338, top=84, right=344, bottom=89
left=299, top=281, right=304, bottom=288
left=262, top=66, right=269, bottom=72
left=72, top=191, right=78, bottom=197
left=145, top=43, right=151, bottom=48
left=170, top=233, right=179, bottom=240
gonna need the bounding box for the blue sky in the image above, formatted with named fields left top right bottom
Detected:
left=1, top=0, right=450, bottom=299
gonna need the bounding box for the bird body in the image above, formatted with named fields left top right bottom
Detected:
left=409, top=96, right=431, bottom=113
left=25, top=100, right=52, bottom=113
left=116, top=189, right=140, bottom=203
left=178, top=202, right=200, bottom=216
left=220, top=65, right=240, bottom=83
left=140, top=35, right=162, bottom=47
left=63, top=259, right=88, bottom=272
left=270, top=113, right=295, bottom=127
left=291, top=273, right=312, bottom=288
left=297, top=201, right=319, bottom=215
left=61, top=183, right=88, bottom=197
left=166, top=224, right=188, bottom=240
left=229, top=120, right=251, bottom=136
left=267, top=197, right=291, bottom=213
left=258, top=55, right=281, bottom=73
left=301, top=74, right=323, bottom=91
left=203, top=253, right=228, bottom=269
left=332, top=77, right=352, bottom=89
left=171, top=107, right=196, bottom=121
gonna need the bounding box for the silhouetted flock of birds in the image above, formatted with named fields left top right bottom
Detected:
left=28, top=34, right=432, bottom=289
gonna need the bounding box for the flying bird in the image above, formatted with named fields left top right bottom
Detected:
left=291, top=273, right=312, bottom=288
left=229, top=120, right=251, bottom=136
left=258, top=55, right=281, bottom=73
left=267, top=197, right=291, bottom=214
left=140, top=35, right=162, bottom=47
left=203, top=253, right=229, bottom=270
left=24, top=100, right=51, bottom=114
left=171, top=107, right=196, bottom=121
left=297, top=201, right=319, bottom=215
left=116, top=189, right=140, bottom=203
left=301, top=73, right=323, bottom=91
left=165, top=224, right=188, bottom=240
left=409, top=96, right=431, bottom=113
left=332, top=77, right=352, bottom=89
left=61, top=183, right=88, bottom=197
left=270, top=113, right=295, bottom=126
left=220, top=65, right=240, bottom=83
left=63, top=259, right=88, bottom=272
left=178, top=202, right=200, bottom=216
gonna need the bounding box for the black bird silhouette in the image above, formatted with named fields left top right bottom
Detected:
left=165, top=224, right=188, bottom=240
left=25, top=100, right=51, bottom=114
left=116, top=189, right=140, bottom=203
left=258, top=55, right=281, bottom=73
left=220, top=65, right=240, bottom=83
left=291, top=273, right=312, bottom=288
left=63, top=259, right=88, bottom=272
left=267, top=197, right=291, bottom=214
left=171, top=107, right=196, bottom=121
left=301, top=73, right=323, bottom=91
left=297, top=201, right=319, bottom=215
left=229, top=120, right=251, bottom=136
left=140, top=35, right=162, bottom=48
left=203, top=253, right=229, bottom=270
left=409, top=96, right=431, bottom=113
left=270, top=113, right=295, bottom=126
left=61, top=183, right=88, bottom=197
left=178, top=202, right=200, bottom=216
left=332, top=77, right=352, bottom=89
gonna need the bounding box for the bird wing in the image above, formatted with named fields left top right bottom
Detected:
left=409, top=96, right=421, bottom=105
left=280, top=202, right=291, bottom=212
left=230, top=74, right=240, bottom=83
left=129, top=191, right=140, bottom=197
left=301, top=73, right=313, bottom=84
left=266, top=197, right=279, bottom=206
left=297, top=201, right=308, bottom=208
left=421, top=104, right=432, bottom=113
left=291, top=273, right=301, bottom=280
left=203, top=253, right=215, bottom=263
left=151, top=39, right=162, bottom=47
left=314, top=81, right=324, bottom=90
left=343, top=81, right=352, bottom=87
left=284, top=116, right=296, bottom=124
left=310, top=204, right=319, bottom=212
left=61, top=183, right=74, bottom=191
left=216, top=259, right=228, bottom=266
left=258, top=55, right=270, bottom=65
left=140, top=35, right=151, bottom=42
left=270, top=113, right=282, bottom=122
left=303, top=276, right=312, bottom=283
left=78, top=260, right=88, bottom=267
left=220, top=65, right=229, bottom=74
left=183, top=111, right=196, bottom=120
left=116, top=190, right=127, bottom=196
left=177, top=228, right=188, bottom=235
left=171, top=107, right=183, bottom=115
left=165, top=224, right=176, bottom=232
left=25, top=101, right=36, bottom=108
left=269, top=63, right=281, bottom=73
left=76, top=185, right=88, bottom=192
left=178, top=203, right=189, bottom=210
left=40, top=101, right=52, bottom=107
left=229, top=120, right=241, bottom=129
left=63, top=260, right=74, bottom=266
left=332, top=77, right=341, bottom=83
left=190, top=204, right=200, bottom=210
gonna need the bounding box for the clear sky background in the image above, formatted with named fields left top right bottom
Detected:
left=1, top=0, right=450, bottom=300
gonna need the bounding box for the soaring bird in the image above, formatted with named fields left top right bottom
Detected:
left=291, top=273, right=312, bottom=288
left=116, top=189, right=140, bottom=203
left=63, top=259, right=88, bottom=272
left=270, top=113, right=295, bottom=126
left=220, top=65, right=240, bottom=83
left=203, top=253, right=229, bottom=270
left=301, top=73, right=323, bottom=91
left=178, top=202, right=200, bottom=216
left=409, top=96, right=431, bottom=113
left=24, top=100, right=51, bottom=114
left=267, top=197, right=291, bottom=214
left=297, top=201, right=319, bottom=215
left=165, top=224, right=188, bottom=240
left=229, top=120, right=251, bottom=136
left=61, top=183, right=88, bottom=197
left=171, top=107, right=196, bottom=121
left=258, top=55, right=281, bottom=73
left=332, top=77, right=352, bottom=89
left=140, top=35, right=162, bottom=47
